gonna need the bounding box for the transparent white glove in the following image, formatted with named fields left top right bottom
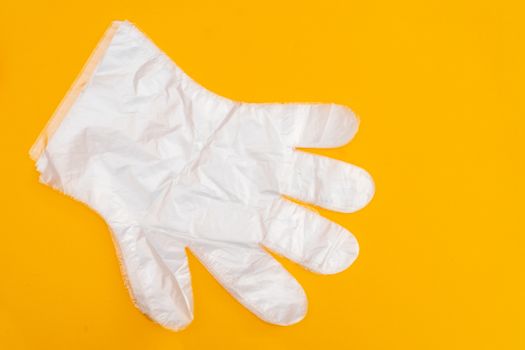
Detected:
left=30, top=21, right=374, bottom=330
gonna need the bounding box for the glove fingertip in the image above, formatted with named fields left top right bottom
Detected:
left=259, top=289, right=308, bottom=326
left=160, top=317, right=194, bottom=332
left=312, top=232, right=360, bottom=275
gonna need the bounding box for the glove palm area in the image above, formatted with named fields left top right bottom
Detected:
left=31, top=21, right=374, bottom=330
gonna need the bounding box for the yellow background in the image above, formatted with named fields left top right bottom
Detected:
left=1, top=1, right=524, bottom=349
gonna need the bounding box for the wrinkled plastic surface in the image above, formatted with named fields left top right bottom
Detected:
left=31, top=21, right=374, bottom=330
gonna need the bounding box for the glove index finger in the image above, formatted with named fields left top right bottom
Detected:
left=253, top=103, right=358, bottom=149
left=189, top=241, right=307, bottom=326
left=262, top=198, right=359, bottom=274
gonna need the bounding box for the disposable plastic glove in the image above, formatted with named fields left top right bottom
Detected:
left=30, top=21, right=374, bottom=330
